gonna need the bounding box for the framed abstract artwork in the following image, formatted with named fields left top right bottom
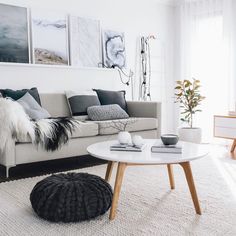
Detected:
left=31, top=9, right=69, bottom=65
left=102, top=30, right=126, bottom=69
left=0, top=4, right=30, bottom=63
left=69, top=16, right=101, bottom=67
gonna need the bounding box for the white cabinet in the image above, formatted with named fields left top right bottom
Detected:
left=214, top=115, right=236, bottom=152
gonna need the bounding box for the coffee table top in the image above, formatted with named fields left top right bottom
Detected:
left=87, top=139, right=209, bottom=164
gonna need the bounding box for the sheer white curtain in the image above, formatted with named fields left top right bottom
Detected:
left=178, top=0, right=236, bottom=142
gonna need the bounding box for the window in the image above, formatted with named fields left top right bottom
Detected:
left=190, top=15, right=228, bottom=142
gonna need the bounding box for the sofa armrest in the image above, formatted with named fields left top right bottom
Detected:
left=126, top=101, right=162, bottom=137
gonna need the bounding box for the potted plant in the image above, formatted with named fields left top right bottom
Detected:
left=174, top=79, right=205, bottom=143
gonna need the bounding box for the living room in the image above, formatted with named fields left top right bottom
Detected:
left=0, top=0, right=235, bottom=235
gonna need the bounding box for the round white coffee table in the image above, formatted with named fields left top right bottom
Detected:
left=87, top=139, right=209, bottom=220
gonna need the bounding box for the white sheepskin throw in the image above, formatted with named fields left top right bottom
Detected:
left=0, top=98, right=35, bottom=152
left=0, top=98, right=79, bottom=153
left=33, top=118, right=79, bottom=152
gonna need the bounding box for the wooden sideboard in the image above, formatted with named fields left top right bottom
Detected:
left=214, top=115, right=236, bottom=152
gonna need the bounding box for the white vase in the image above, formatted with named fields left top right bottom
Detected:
left=118, top=131, right=132, bottom=145
left=178, top=127, right=202, bottom=144
left=132, top=135, right=144, bottom=146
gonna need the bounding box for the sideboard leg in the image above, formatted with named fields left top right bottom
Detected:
left=230, top=139, right=236, bottom=152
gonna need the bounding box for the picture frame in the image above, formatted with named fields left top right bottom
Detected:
left=102, top=30, right=126, bottom=69
left=69, top=16, right=101, bottom=67
left=30, top=9, right=69, bottom=65
left=0, top=3, right=30, bottom=64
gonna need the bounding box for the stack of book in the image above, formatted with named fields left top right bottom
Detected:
left=151, top=142, right=182, bottom=154
left=110, top=143, right=146, bottom=152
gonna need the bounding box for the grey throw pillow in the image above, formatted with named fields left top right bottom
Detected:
left=0, top=87, right=41, bottom=105
left=93, top=89, right=128, bottom=112
left=87, top=104, right=129, bottom=121
left=17, top=92, right=51, bottom=120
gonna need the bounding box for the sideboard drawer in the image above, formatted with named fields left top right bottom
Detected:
left=214, top=127, right=236, bottom=139
left=214, top=115, right=236, bottom=151
left=214, top=117, right=236, bottom=128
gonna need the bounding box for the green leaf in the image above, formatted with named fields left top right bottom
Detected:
left=175, top=86, right=182, bottom=90
left=176, top=80, right=182, bottom=85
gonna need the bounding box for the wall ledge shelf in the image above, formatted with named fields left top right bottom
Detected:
left=0, top=62, right=115, bottom=71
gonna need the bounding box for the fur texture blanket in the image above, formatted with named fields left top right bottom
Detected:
left=0, top=98, right=79, bottom=152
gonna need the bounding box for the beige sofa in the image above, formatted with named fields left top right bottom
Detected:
left=0, top=93, right=161, bottom=177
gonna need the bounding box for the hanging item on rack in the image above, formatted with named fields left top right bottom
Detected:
left=139, top=35, right=156, bottom=101
left=98, top=62, right=133, bottom=87
left=116, top=67, right=134, bottom=100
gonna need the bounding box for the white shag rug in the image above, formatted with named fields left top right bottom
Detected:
left=1, top=153, right=236, bottom=236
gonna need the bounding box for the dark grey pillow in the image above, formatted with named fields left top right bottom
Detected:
left=93, top=89, right=127, bottom=112
left=66, top=90, right=100, bottom=116
left=87, top=104, right=129, bottom=121
left=0, top=87, right=41, bottom=105
left=17, top=92, right=51, bottom=120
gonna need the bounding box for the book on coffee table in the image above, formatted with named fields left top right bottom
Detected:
left=110, top=143, right=146, bottom=152
left=151, top=142, right=182, bottom=154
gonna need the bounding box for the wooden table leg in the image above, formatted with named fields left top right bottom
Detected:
left=167, top=164, right=175, bottom=190
left=230, top=139, right=236, bottom=152
left=105, top=161, right=115, bottom=182
left=179, top=162, right=201, bottom=215
left=109, top=162, right=126, bottom=220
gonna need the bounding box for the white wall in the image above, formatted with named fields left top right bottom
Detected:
left=0, top=0, right=176, bottom=132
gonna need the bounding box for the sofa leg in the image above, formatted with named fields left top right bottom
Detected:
left=6, top=166, right=10, bottom=178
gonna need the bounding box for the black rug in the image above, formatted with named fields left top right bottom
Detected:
left=0, top=155, right=106, bottom=183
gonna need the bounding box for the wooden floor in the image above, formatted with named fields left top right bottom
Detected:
left=0, top=155, right=106, bottom=183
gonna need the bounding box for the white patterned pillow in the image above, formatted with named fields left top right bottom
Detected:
left=87, top=104, right=129, bottom=121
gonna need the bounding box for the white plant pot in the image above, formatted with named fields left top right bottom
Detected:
left=178, top=127, right=202, bottom=144
left=118, top=131, right=132, bottom=145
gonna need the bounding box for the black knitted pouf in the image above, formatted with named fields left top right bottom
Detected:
left=30, top=173, right=113, bottom=222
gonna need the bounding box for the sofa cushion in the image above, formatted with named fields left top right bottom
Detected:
left=66, top=90, right=100, bottom=116
left=71, top=121, right=98, bottom=138
left=91, top=117, right=158, bottom=135
left=0, top=87, right=41, bottom=105
left=73, top=115, right=89, bottom=121
left=17, top=120, right=98, bottom=143
left=87, top=104, right=129, bottom=121
left=93, top=89, right=127, bottom=112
